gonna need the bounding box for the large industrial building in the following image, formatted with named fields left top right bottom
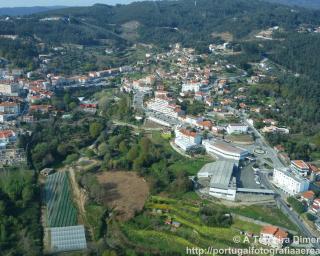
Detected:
left=202, top=139, right=249, bottom=160
left=198, top=161, right=238, bottom=201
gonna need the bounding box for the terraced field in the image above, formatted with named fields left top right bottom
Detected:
left=118, top=196, right=263, bottom=254
left=44, top=172, right=77, bottom=227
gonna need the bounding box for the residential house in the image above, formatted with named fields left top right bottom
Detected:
left=310, top=198, right=320, bottom=215
left=300, top=190, right=315, bottom=205
left=290, top=160, right=310, bottom=177
left=0, top=130, right=16, bottom=148
left=174, top=127, right=202, bottom=151
left=259, top=226, right=288, bottom=248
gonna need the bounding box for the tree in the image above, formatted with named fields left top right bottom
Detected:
left=98, top=142, right=108, bottom=156
left=102, top=250, right=117, bottom=256
left=287, top=197, right=307, bottom=214
left=119, top=141, right=128, bottom=154
left=127, top=145, right=139, bottom=161
left=90, top=122, right=104, bottom=138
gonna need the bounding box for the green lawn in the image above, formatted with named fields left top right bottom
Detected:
left=230, top=205, right=298, bottom=231
left=169, top=158, right=211, bottom=175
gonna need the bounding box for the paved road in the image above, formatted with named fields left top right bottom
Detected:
left=260, top=166, right=320, bottom=248
left=229, top=107, right=320, bottom=247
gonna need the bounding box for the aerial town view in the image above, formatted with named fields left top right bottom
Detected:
left=0, top=0, right=320, bottom=255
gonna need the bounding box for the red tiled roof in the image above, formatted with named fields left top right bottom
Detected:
left=0, top=102, right=18, bottom=107
left=291, top=160, right=309, bottom=170
left=179, top=128, right=197, bottom=138
left=0, top=130, right=15, bottom=139
left=301, top=190, right=315, bottom=200
left=261, top=226, right=288, bottom=240
left=197, top=120, right=212, bottom=128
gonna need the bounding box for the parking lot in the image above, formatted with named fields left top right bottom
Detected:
left=235, top=162, right=262, bottom=189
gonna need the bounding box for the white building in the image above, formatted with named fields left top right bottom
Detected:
left=198, top=161, right=237, bottom=201
left=146, top=96, right=183, bottom=119
left=290, top=160, right=309, bottom=177
left=273, top=168, right=310, bottom=196
left=0, top=102, right=20, bottom=115
left=226, top=123, right=248, bottom=134
left=203, top=139, right=249, bottom=161
left=174, top=128, right=202, bottom=151
left=181, top=82, right=203, bottom=93
left=259, top=226, right=288, bottom=248
left=0, top=82, right=19, bottom=96
left=179, top=115, right=203, bottom=127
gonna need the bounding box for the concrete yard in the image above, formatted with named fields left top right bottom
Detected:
left=236, top=163, right=261, bottom=189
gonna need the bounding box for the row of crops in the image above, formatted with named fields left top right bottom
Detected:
left=44, top=172, right=77, bottom=227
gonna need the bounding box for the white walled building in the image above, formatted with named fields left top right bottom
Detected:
left=181, top=82, right=203, bottom=93
left=179, top=115, right=203, bottom=127
left=226, top=123, right=248, bottom=134
left=0, top=82, right=19, bottom=96
left=146, top=97, right=183, bottom=119
left=259, top=226, right=288, bottom=249
left=174, top=127, right=202, bottom=151
left=203, top=139, right=249, bottom=161
left=198, top=161, right=237, bottom=201
left=290, top=160, right=309, bottom=177
left=0, top=102, right=20, bottom=115
left=273, top=168, right=310, bottom=196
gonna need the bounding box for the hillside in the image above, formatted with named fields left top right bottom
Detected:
left=265, top=0, right=320, bottom=9
left=1, top=0, right=319, bottom=47
left=0, top=0, right=319, bottom=122
left=0, top=6, right=67, bottom=16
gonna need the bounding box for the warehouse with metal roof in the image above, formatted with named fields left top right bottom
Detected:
left=198, top=160, right=238, bottom=201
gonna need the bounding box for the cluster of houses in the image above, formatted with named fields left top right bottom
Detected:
left=0, top=59, right=133, bottom=168
left=120, top=75, right=155, bottom=93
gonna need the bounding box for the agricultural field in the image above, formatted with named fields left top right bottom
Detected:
left=229, top=204, right=298, bottom=231
left=44, top=172, right=78, bottom=227
left=115, top=196, right=265, bottom=255
left=96, top=171, right=149, bottom=221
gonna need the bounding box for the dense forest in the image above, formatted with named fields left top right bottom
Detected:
left=0, top=6, right=66, bottom=16
left=1, top=0, right=320, bottom=46
left=266, top=0, right=320, bottom=9
left=0, top=168, right=42, bottom=255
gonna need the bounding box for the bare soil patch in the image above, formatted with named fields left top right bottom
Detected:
left=96, top=171, right=149, bottom=221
